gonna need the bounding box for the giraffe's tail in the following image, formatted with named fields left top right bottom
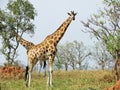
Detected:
left=43, top=61, right=47, bottom=69
left=25, top=66, right=29, bottom=81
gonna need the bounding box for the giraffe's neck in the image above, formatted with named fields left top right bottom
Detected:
left=45, top=17, right=73, bottom=46
left=16, top=35, right=34, bottom=50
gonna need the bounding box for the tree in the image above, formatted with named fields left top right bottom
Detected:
left=92, top=42, right=113, bottom=70
left=72, top=41, right=91, bottom=70
left=55, top=44, right=70, bottom=71
left=103, top=0, right=119, bottom=5
left=0, top=0, right=36, bottom=65
left=55, top=41, right=90, bottom=70
left=81, top=0, right=120, bottom=60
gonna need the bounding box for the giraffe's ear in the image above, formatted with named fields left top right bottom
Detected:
left=74, top=13, right=77, bottom=16
left=67, top=12, right=71, bottom=16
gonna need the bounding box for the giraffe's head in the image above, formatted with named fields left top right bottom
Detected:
left=68, top=11, right=77, bottom=20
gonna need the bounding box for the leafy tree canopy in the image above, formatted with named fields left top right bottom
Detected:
left=0, top=0, right=36, bottom=65
left=81, top=0, right=120, bottom=58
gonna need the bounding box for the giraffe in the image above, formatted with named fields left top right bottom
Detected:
left=26, top=11, right=76, bottom=87
left=16, top=34, right=46, bottom=78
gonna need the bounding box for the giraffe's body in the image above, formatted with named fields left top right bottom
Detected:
left=16, top=34, right=46, bottom=77
left=26, top=11, right=76, bottom=87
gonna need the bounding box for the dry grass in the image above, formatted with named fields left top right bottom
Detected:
left=0, top=70, right=116, bottom=90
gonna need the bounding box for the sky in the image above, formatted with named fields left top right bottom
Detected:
left=0, top=0, right=103, bottom=66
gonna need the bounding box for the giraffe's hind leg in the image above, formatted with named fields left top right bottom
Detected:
left=26, top=65, right=32, bottom=87
left=26, top=62, right=35, bottom=87
left=38, top=61, right=42, bottom=77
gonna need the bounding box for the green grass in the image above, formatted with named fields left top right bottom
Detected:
left=0, top=70, right=115, bottom=90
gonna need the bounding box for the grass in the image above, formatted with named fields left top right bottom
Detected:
left=0, top=70, right=115, bottom=90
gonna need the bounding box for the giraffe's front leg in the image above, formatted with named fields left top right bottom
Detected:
left=47, top=56, right=54, bottom=86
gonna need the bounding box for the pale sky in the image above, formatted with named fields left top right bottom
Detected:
left=0, top=0, right=103, bottom=65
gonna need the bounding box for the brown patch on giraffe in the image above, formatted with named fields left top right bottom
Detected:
left=52, top=51, right=56, bottom=55
left=48, top=48, right=52, bottom=51
left=52, top=33, right=56, bottom=37
left=39, top=43, right=44, bottom=47
left=42, top=46, right=46, bottom=50
left=61, top=28, right=64, bottom=32
left=58, top=37, right=61, bottom=41
left=50, top=46, right=54, bottom=49
left=38, top=46, right=41, bottom=48
left=60, top=32, right=64, bottom=37
left=63, top=22, right=67, bottom=25
left=66, top=18, right=70, bottom=22
left=57, top=33, right=59, bottom=36
left=36, top=52, right=40, bottom=56
left=43, top=51, right=46, bottom=54
left=39, top=53, right=42, bottom=56
left=46, top=49, right=48, bottom=52
left=49, top=40, right=53, bottom=44
left=46, top=44, right=49, bottom=49
left=42, top=55, right=46, bottom=59
left=46, top=45, right=49, bottom=48
left=50, top=36, right=54, bottom=39
left=55, top=40, right=59, bottom=44
left=54, top=37, right=57, bottom=40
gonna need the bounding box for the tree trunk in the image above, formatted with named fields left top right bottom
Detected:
left=72, top=63, right=75, bottom=70
left=114, top=50, right=120, bottom=81
left=65, top=63, right=68, bottom=71
left=101, top=63, right=105, bottom=70
left=78, top=62, right=82, bottom=70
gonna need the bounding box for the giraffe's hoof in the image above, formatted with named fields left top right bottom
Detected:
left=26, top=83, right=30, bottom=87
left=49, top=83, right=53, bottom=87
